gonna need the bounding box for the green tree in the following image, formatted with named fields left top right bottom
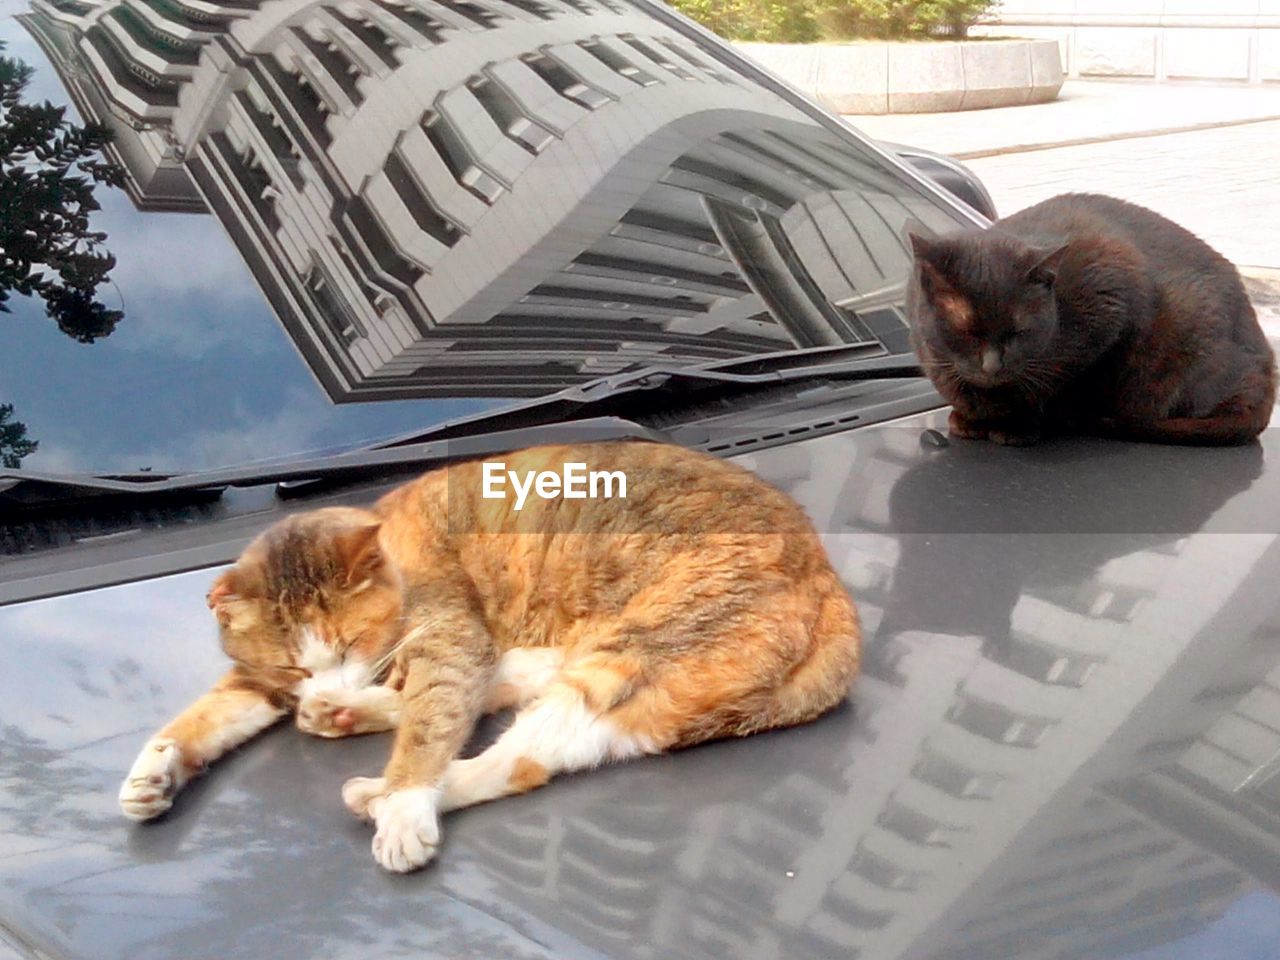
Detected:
left=670, top=0, right=997, bottom=42
left=0, top=42, right=123, bottom=343
left=0, top=403, right=37, bottom=468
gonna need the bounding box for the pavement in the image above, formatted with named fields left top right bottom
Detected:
left=842, top=78, right=1280, bottom=331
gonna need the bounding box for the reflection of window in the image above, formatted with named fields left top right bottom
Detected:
left=620, top=35, right=695, bottom=81
left=421, top=108, right=504, bottom=203
left=1040, top=818, right=1143, bottom=851
left=658, top=38, right=734, bottom=84
left=984, top=877, right=1125, bottom=922
left=820, top=891, right=892, bottom=930
left=106, top=7, right=199, bottom=64
left=1013, top=840, right=1180, bottom=893
left=214, top=135, right=280, bottom=231
left=235, top=90, right=304, bottom=189
left=983, top=634, right=1101, bottom=687
left=306, top=263, right=365, bottom=345
left=1244, top=764, right=1280, bottom=806
left=946, top=693, right=1055, bottom=748
left=579, top=39, right=658, bottom=87
left=383, top=151, right=462, bottom=247
left=467, top=73, right=556, bottom=153
left=371, top=0, right=447, bottom=43
left=521, top=51, right=611, bottom=109
left=862, top=639, right=910, bottom=688
left=1194, top=679, right=1255, bottom=704
left=851, top=842, right=927, bottom=891
left=498, top=0, right=557, bottom=19
left=268, top=62, right=333, bottom=146
left=877, top=799, right=960, bottom=846
left=327, top=8, right=400, bottom=67
left=911, top=750, right=1002, bottom=799
left=292, top=28, right=364, bottom=105
left=439, top=0, right=507, bottom=28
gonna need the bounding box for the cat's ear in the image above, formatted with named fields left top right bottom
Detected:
left=334, top=520, right=384, bottom=585
left=1027, top=241, right=1068, bottom=286
left=903, top=220, right=956, bottom=295
left=207, top=571, right=242, bottom=626
left=902, top=218, right=937, bottom=260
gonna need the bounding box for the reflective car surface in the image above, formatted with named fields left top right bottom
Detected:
left=6, top=421, right=1280, bottom=960
left=4, top=0, right=972, bottom=477
left=4, top=1, right=1280, bottom=960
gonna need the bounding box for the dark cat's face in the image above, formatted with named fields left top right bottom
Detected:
left=907, top=228, right=1067, bottom=388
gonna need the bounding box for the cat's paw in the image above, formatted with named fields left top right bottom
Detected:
left=371, top=787, right=441, bottom=873
left=988, top=428, right=1041, bottom=447
left=342, top=775, right=389, bottom=821
left=297, top=693, right=361, bottom=738
left=297, top=687, right=399, bottom=738
left=119, top=738, right=185, bottom=821
left=947, top=410, right=989, bottom=440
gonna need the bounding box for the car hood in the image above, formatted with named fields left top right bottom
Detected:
left=6, top=413, right=1280, bottom=960
left=3, top=0, right=973, bottom=478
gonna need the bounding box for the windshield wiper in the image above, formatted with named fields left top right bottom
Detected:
left=369, top=344, right=922, bottom=450
left=0, top=418, right=667, bottom=516
left=1, top=346, right=923, bottom=515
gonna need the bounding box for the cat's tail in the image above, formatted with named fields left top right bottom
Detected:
left=1107, top=360, right=1275, bottom=446
left=604, top=574, right=861, bottom=750
left=758, top=576, right=861, bottom=731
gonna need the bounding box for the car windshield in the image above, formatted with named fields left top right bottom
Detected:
left=0, top=0, right=973, bottom=477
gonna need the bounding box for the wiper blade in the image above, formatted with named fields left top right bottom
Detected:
left=0, top=417, right=666, bottom=516
left=3, top=347, right=923, bottom=516
left=370, top=344, right=923, bottom=451
left=580, top=348, right=921, bottom=395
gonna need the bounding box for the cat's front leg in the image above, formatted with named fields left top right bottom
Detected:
left=987, top=424, right=1042, bottom=446
left=342, top=595, right=497, bottom=872
left=119, top=670, right=287, bottom=821
left=948, top=408, right=990, bottom=440
left=949, top=408, right=1042, bottom=446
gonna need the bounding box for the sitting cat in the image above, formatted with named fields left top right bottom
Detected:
left=907, top=193, right=1276, bottom=446
left=119, top=441, right=859, bottom=872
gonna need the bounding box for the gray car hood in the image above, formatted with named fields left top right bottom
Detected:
left=6, top=412, right=1280, bottom=960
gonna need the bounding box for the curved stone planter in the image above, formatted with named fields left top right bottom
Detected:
left=734, top=39, right=1065, bottom=114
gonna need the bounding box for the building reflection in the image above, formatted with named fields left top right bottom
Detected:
left=15, top=3, right=1280, bottom=957
left=21, top=0, right=953, bottom=401
left=443, top=428, right=1280, bottom=960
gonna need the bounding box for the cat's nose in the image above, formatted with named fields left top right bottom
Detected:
left=981, top=346, right=1002, bottom=375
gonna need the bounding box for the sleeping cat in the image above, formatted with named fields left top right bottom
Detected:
left=118, top=441, right=859, bottom=872
left=907, top=193, right=1276, bottom=445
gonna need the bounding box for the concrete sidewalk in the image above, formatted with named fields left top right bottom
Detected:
left=842, top=79, right=1280, bottom=330
left=844, top=78, right=1280, bottom=160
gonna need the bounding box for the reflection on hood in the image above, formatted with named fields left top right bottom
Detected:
left=20, top=0, right=958, bottom=401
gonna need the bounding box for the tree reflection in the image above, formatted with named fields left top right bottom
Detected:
left=0, top=43, right=123, bottom=343
left=0, top=402, right=37, bottom=468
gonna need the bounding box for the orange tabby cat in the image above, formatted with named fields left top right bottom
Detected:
left=119, top=441, right=859, bottom=872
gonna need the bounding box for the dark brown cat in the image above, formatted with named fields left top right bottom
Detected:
left=907, top=193, right=1275, bottom=446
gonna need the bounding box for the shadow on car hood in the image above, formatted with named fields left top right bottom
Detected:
left=6, top=414, right=1280, bottom=960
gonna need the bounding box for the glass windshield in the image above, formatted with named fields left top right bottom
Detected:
left=1, top=0, right=971, bottom=476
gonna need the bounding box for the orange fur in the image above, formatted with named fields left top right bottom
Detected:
left=123, top=442, right=860, bottom=865
left=509, top=758, right=550, bottom=794
left=935, top=292, right=975, bottom=334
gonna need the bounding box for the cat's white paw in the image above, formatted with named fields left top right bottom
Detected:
left=297, top=687, right=398, bottom=738
left=297, top=693, right=359, bottom=738
left=371, top=787, right=441, bottom=873
left=119, top=738, right=185, bottom=821
left=342, top=776, right=388, bottom=821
